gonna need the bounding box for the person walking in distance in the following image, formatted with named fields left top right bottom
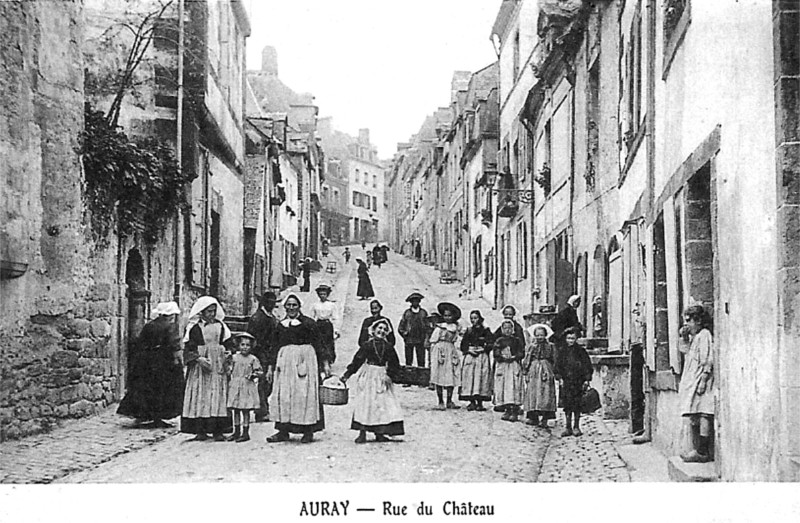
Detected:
left=356, top=258, right=375, bottom=300
left=300, top=258, right=312, bottom=292
left=398, top=292, right=429, bottom=367
left=226, top=333, right=263, bottom=442
left=344, top=247, right=351, bottom=263
left=247, top=291, right=279, bottom=422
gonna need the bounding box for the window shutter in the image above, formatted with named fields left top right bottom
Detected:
left=608, top=249, right=623, bottom=352
left=644, top=227, right=656, bottom=370
left=663, top=197, right=683, bottom=374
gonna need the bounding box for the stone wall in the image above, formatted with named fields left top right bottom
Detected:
left=0, top=1, right=123, bottom=442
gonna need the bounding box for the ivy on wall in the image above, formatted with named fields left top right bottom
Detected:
left=81, top=103, right=194, bottom=247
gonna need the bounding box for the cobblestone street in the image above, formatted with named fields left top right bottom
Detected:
left=2, top=248, right=639, bottom=483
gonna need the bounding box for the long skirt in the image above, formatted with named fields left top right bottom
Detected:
left=493, top=360, right=522, bottom=407
left=459, top=352, right=492, bottom=401
left=357, top=275, right=374, bottom=298
left=118, top=350, right=184, bottom=420
left=523, top=359, right=556, bottom=418
left=227, top=377, right=260, bottom=410
left=351, top=364, right=404, bottom=435
left=430, top=340, right=461, bottom=387
left=316, top=319, right=336, bottom=363
left=181, top=343, right=231, bottom=434
left=559, top=379, right=584, bottom=412
left=272, top=344, right=325, bottom=433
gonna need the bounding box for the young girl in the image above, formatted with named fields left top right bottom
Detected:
left=522, top=324, right=557, bottom=428
left=181, top=296, right=233, bottom=441
left=554, top=326, right=593, bottom=436
left=429, top=302, right=463, bottom=410
left=459, top=310, right=493, bottom=411
left=677, top=305, right=715, bottom=462
left=341, top=318, right=404, bottom=443
left=226, top=332, right=263, bottom=442
left=493, top=319, right=525, bottom=421
left=310, top=284, right=338, bottom=365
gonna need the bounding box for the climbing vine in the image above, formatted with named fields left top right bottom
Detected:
left=81, top=103, right=194, bottom=247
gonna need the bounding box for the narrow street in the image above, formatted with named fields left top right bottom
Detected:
left=3, top=248, right=631, bottom=483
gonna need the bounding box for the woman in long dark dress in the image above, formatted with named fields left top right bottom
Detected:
left=117, top=301, right=184, bottom=427
left=358, top=299, right=396, bottom=347
left=180, top=296, right=233, bottom=441
left=342, top=318, right=404, bottom=443
left=356, top=258, right=375, bottom=300
left=265, top=294, right=334, bottom=444
left=551, top=295, right=583, bottom=348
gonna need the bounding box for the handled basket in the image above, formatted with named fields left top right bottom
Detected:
left=320, top=376, right=348, bottom=406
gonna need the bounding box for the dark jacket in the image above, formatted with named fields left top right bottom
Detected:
left=398, top=308, right=429, bottom=344
left=342, top=337, right=400, bottom=382
left=247, top=307, right=278, bottom=364
left=267, top=314, right=333, bottom=370
left=460, top=325, right=494, bottom=354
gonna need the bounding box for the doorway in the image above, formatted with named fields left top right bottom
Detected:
left=125, top=248, right=149, bottom=396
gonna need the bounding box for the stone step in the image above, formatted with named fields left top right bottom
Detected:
left=667, top=456, right=718, bottom=482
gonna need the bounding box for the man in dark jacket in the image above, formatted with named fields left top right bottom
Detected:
left=398, top=292, right=430, bottom=367
left=247, top=291, right=279, bottom=422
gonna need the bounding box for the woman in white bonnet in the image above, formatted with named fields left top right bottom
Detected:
left=117, top=301, right=184, bottom=428
left=180, top=296, right=233, bottom=441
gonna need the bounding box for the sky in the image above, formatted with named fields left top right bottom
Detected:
left=245, top=0, right=502, bottom=160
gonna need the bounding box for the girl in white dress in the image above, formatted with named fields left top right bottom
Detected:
left=429, top=302, right=463, bottom=410
left=226, top=332, right=263, bottom=442
left=310, top=284, right=338, bottom=364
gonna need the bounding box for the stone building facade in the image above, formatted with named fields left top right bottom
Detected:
left=1, top=1, right=121, bottom=441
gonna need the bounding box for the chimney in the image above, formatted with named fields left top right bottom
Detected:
left=358, top=128, right=370, bottom=145
left=261, top=46, right=278, bottom=75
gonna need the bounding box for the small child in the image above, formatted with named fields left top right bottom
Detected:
left=522, top=324, right=557, bottom=428
left=554, top=326, right=593, bottom=436
left=493, top=319, right=525, bottom=421
left=429, top=303, right=463, bottom=410
left=226, top=332, right=263, bottom=442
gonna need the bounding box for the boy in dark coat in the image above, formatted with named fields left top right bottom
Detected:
left=554, top=326, right=593, bottom=437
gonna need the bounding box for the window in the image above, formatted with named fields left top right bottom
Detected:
left=516, top=222, right=528, bottom=280
left=624, top=1, right=644, bottom=149
left=513, top=31, right=520, bottom=80
left=513, top=138, right=520, bottom=184
left=372, top=196, right=377, bottom=211
left=352, top=191, right=358, bottom=205
left=355, top=169, right=360, bottom=183
left=474, top=236, right=482, bottom=276
left=333, top=188, right=339, bottom=206
left=373, top=175, right=377, bottom=188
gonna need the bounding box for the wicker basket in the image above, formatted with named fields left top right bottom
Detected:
left=320, top=376, right=348, bottom=406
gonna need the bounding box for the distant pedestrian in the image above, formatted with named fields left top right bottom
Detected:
left=554, top=326, right=593, bottom=437
left=372, top=244, right=383, bottom=268
left=492, top=319, right=525, bottom=422
left=361, top=240, right=366, bottom=250
left=459, top=310, right=493, bottom=411
left=344, top=247, right=351, bottom=263
left=266, top=294, right=333, bottom=444
left=522, top=323, right=557, bottom=428
left=356, top=258, right=374, bottom=300
left=117, top=301, right=184, bottom=428
left=366, top=250, right=373, bottom=268
left=310, top=284, right=338, bottom=364
left=358, top=299, right=396, bottom=347
left=247, top=291, right=279, bottom=422
left=181, top=296, right=233, bottom=441
left=677, top=305, right=715, bottom=463
left=342, top=318, right=404, bottom=444
left=551, top=295, right=584, bottom=348
left=429, top=302, right=462, bottom=410
left=226, top=332, right=263, bottom=442
left=300, top=258, right=312, bottom=292
left=398, top=292, right=429, bottom=367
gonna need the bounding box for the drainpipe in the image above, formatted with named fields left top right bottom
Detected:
left=173, top=0, right=185, bottom=304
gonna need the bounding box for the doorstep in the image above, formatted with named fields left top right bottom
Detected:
left=667, top=456, right=719, bottom=482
